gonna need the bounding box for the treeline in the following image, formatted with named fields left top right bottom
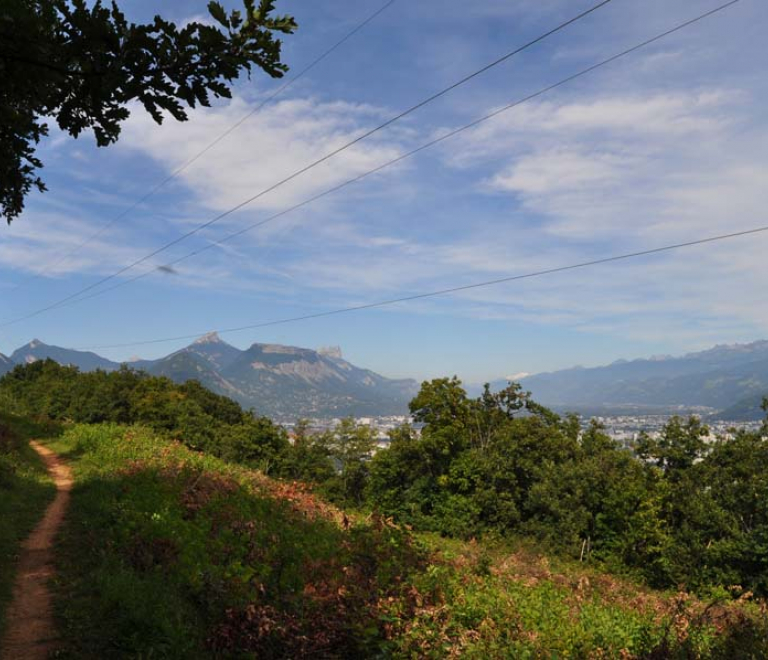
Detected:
left=0, top=360, right=288, bottom=468
left=3, top=361, right=768, bottom=597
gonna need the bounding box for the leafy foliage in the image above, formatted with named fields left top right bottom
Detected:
left=6, top=363, right=768, bottom=598
left=6, top=361, right=768, bottom=653
left=0, top=0, right=296, bottom=222
left=368, top=378, right=768, bottom=597
left=49, top=423, right=426, bottom=658
left=315, top=417, right=378, bottom=506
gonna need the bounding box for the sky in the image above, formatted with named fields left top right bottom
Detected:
left=1, top=0, right=767, bottom=383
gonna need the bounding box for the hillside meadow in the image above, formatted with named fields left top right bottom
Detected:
left=0, top=418, right=764, bottom=657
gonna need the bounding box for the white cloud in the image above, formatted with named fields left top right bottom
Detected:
left=0, top=210, right=148, bottom=278
left=490, top=149, right=631, bottom=195
left=442, top=88, right=762, bottom=237
left=119, top=96, right=409, bottom=221
left=108, top=82, right=768, bottom=355
left=252, top=85, right=768, bottom=347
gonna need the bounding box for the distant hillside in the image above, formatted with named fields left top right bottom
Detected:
left=223, top=341, right=417, bottom=419
left=711, top=393, right=768, bottom=422
left=10, top=340, right=119, bottom=372
left=507, top=341, right=768, bottom=420
left=0, top=353, right=13, bottom=376
left=3, top=335, right=418, bottom=420
left=143, top=334, right=418, bottom=419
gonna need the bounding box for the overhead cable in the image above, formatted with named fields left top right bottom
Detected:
left=3, top=0, right=741, bottom=324
left=80, top=222, right=768, bottom=351
left=1, top=0, right=616, bottom=324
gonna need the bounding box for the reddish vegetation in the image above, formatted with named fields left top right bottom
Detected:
left=113, top=456, right=426, bottom=657
left=209, top=511, right=426, bottom=657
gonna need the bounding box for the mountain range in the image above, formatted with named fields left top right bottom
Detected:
left=510, top=341, right=768, bottom=421
left=0, top=334, right=419, bottom=420
left=3, top=337, right=768, bottom=422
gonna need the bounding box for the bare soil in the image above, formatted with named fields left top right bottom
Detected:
left=0, top=442, right=72, bottom=660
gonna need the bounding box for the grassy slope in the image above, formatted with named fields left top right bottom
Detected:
left=404, top=537, right=768, bottom=658
left=48, top=423, right=425, bottom=659
left=48, top=423, right=768, bottom=659
left=0, top=413, right=57, bottom=640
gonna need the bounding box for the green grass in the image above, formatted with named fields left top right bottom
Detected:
left=0, top=412, right=58, bottom=640
left=47, top=422, right=768, bottom=658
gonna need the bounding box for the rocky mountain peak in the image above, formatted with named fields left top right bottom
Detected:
left=318, top=346, right=343, bottom=359
left=194, top=332, right=224, bottom=345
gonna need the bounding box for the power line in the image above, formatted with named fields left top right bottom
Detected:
left=79, top=222, right=768, bottom=352
left=0, top=0, right=742, bottom=321
left=7, top=0, right=398, bottom=293
left=1, top=0, right=616, bottom=325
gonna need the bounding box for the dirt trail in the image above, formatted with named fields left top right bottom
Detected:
left=1, top=441, right=72, bottom=660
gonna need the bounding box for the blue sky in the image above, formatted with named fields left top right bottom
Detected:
left=1, top=0, right=767, bottom=383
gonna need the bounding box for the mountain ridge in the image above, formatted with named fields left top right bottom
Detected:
left=6, top=337, right=768, bottom=420
left=508, top=340, right=768, bottom=420
left=0, top=352, right=13, bottom=376
left=0, top=335, right=418, bottom=419
left=10, top=340, right=119, bottom=372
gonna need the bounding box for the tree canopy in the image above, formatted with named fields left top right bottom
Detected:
left=0, top=0, right=296, bottom=223
left=370, top=377, right=768, bottom=596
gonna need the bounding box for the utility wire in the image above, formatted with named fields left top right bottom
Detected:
left=7, top=0, right=398, bottom=294
left=79, top=222, right=768, bottom=351
left=1, top=0, right=616, bottom=325
left=1, top=0, right=742, bottom=321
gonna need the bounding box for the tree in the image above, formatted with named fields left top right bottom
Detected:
left=318, top=418, right=377, bottom=505
left=0, top=0, right=296, bottom=222
left=525, top=424, right=668, bottom=575
left=410, top=377, right=472, bottom=430
left=698, top=429, right=768, bottom=593
left=217, top=416, right=289, bottom=474
left=635, top=416, right=709, bottom=478
left=369, top=379, right=580, bottom=538
left=472, top=382, right=530, bottom=449
left=277, top=420, right=335, bottom=485
left=762, top=397, right=768, bottom=435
